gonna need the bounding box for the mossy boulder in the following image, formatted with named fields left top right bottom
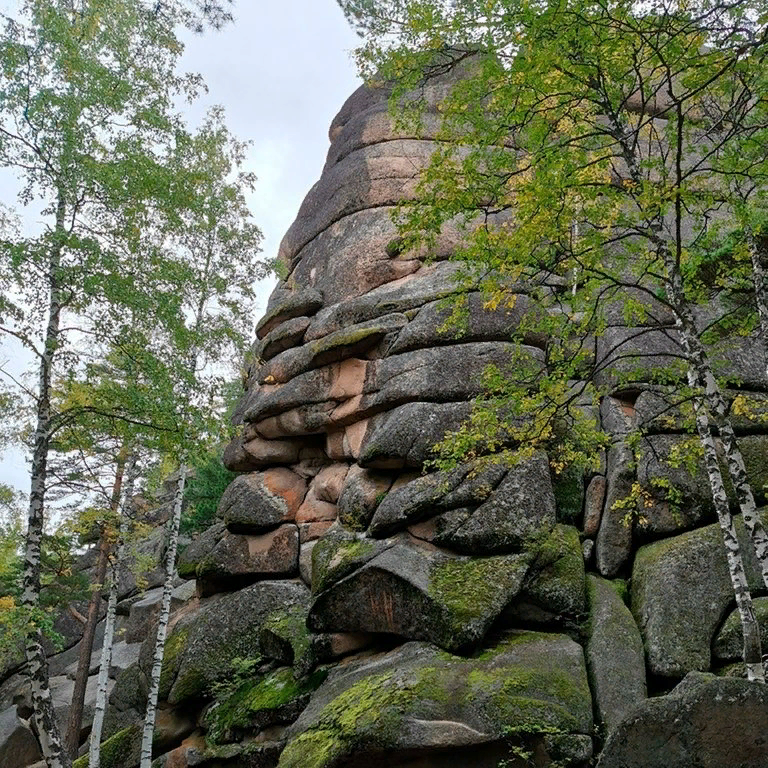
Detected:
left=141, top=580, right=310, bottom=706
left=631, top=512, right=767, bottom=678
left=73, top=724, right=142, bottom=768
left=308, top=538, right=532, bottom=653
left=279, top=631, right=592, bottom=768
left=585, top=575, right=646, bottom=733
left=204, top=666, right=328, bottom=745
left=713, top=596, right=768, bottom=661
left=260, top=604, right=313, bottom=674
left=310, top=526, right=393, bottom=594
left=598, top=672, right=768, bottom=768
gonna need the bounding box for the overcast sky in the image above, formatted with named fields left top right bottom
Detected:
left=0, top=1, right=362, bottom=493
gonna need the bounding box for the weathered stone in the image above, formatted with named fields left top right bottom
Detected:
left=631, top=514, right=767, bottom=678
left=596, top=443, right=634, bottom=578
left=258, top=313, right=408, bottom=385
left=195, top=526, right=300, bottom=596
left=358, top=401, right=473, bottom=469
left=371, top=454, right=556, bottom=554
left=308, top=538, right=532, bottom=653
left=303, top=261, right=468, bottom=341
left=51, top=673, right=115, bottom=741
left=299, top=540, right=316, bottom=586
left=337, top=465, right=394, bottom=531
left=203, top=666, right=323, bottom=746
left=586, top=576, right=646, bottom=733
left=713, top=597, right=768, bottom=661
left=594, top=326, right=685, bottom=392
left=310, top=527, right=394, bottom=595
left=246, top=342, right=542, bottom=436
left=295, top=487, right=337, bottom=525
left=634, top=389, right=691, bottom=432
left=584, top=475, right=605, bottom=536
left=0, top=706, right=42, bottom=768
left=598, top=672, right=768, bottom=768
left=177, top=523, right=225, bottom=581
left=285, top=207, right=424, bottom=305
left=389, top=291, right=547, bottom=355
left=242, top=436, right=303, bottom=467
left=258, top=316, right=311, bottom=361
left=255, top=288, right=323, bottom=339
left=599, top=395, right=636, bottom=436
left=311, top=464, right=349, bottom=504
left=280, top=632, right=592, bottom=768
left=635, top=434, right=713, bottom=536
left=520, top=525, right=586, bottom=619
left=125, top=586, right=186, bottom=644
left=277, top=140, right=438, bottom=267
left=216, top=469, right=307, bottom=533
left=142, top=580, right=310, bottom=706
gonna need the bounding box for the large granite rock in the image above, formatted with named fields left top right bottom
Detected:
left=279, top=632, right=593, bottom=768
left=598, top=673, right=768, bottom=768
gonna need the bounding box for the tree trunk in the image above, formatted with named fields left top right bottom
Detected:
left=687, top=376, right=764, bottom=681
left=22, top=195, right=72, bottom=768
left=746, top=231, right=768, bottom=382
left=64, top=455, right=127, bottom=758
left=139, top=466, right=187, bottom=768
left=89, top=456, right=138, bottom=768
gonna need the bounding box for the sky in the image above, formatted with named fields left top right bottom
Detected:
left=0, top=1, right=363, bottom=493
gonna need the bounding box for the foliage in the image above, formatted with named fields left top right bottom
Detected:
left=181, top=446, right=236, bottom=532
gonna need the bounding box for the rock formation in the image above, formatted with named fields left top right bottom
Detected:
left=6, top=71, right=768, bottom=768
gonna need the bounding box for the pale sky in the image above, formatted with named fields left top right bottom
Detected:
left=0, top=1, right=362, bottom=492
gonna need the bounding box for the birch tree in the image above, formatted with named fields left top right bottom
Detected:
left=337, top=0, right=768, bottom=678
left=137, top=107, right=265, bottom=768
left=0, top=2, right=212, bottom=765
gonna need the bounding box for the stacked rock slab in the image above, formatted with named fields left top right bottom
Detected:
left=30, top=75, right=768, bottom=768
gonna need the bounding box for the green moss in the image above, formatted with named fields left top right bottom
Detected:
left=279, top=728, right=345, bottom=768
left=312, top=535, right=379, bottom=594
left=158, top=626, right=189, bottom=700
left=428, top=554, right=530, bottom=629
left=206, top=666, right=327, bottom=745
left=263, top=605, right=311, bottom=663
left=609, top=578, right=629, bottom=605
left=73, top=724, right=141, bottom=768
left=177, top=560, right=197, bottom=579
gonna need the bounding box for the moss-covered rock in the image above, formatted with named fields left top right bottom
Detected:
left=278, top=632, right=592, bottom=768
left=204, top=666, right=328, bottom=745
left=713, top=596, right=768, bottom=661
left=585, top=575, right=646, bottom=733
left=140, top=581, right=310, bottom=706
left=631, top=511, right=768, bottom=678
left=73, top=724, right=142, bottom=768
left=310, top=526, right=392, bottom=594
left=308, top=538, right=532, bottom=653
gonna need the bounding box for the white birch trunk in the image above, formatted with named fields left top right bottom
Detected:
left=687, top=375, right=764, bottom=681
left=89, top=456, right=138, bottom=768
left=139, top=466, right=187, bottom=768
left=22, top=196, right=72, bottom=768
left=746, top=231, right=768, bottom=382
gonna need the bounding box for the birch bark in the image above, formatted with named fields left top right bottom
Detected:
left=21, top=195, right=72, bottom=768
left=138, top=466, right=186, bottom=768
left=89, top=456, right=138, bottom=768
left=64, top=454, right=127, bottom=758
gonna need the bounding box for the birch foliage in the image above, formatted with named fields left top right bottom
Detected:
left=338, top=0, right=768, bottom=677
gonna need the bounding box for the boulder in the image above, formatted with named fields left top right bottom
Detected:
left=371, top=454, right=556, bottom=554
left=308, top=538, right=532, bottom=653
left=598, top=672, right=768, bottom=768
left=216, top=469, right=307, bottom=533
left=713, top=597, right=768, bottom=661
left=631, top=514, right=766, bottom=677
left=0, top=706, right=41, bottom=768
left=358, top=401, right=473, bottom=469
left=336, top=465, right=394, bottom=531
left=585, top=575, right=646, bottom=733
left=144, top=580, right=310, bottom=705
left=194, top=526, right=300, bottom=596
left=389, top=291, right=547, bottom=355
left=595, top=443, right=634, bottom=578
left=255, top=288, right=324, bottom=339
left=279, top=632, right=593, bottom=768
